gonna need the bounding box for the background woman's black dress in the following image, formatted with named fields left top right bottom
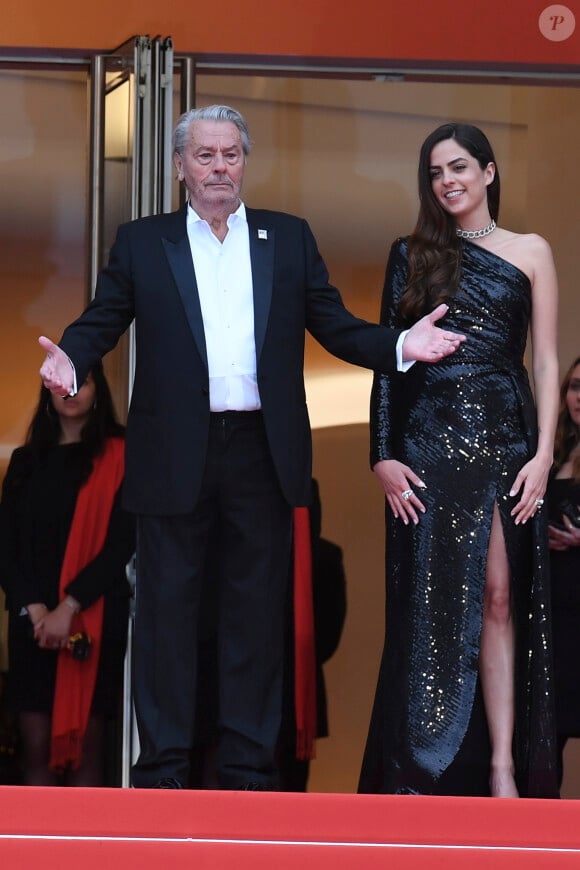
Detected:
left=1, top=443, right=134, bottom=717
left=548, top=478, right=580, bottom=743
left=358, top=238, right=558, bottom=798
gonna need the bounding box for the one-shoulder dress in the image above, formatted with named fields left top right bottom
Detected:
left=358, top=238, right=559, bottom=798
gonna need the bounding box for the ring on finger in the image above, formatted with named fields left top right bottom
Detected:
left=401, top=489, right=413, bottom=501
left=535, top=498, right=544, bottom=508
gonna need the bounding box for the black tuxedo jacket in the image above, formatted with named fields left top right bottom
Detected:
left=60, top=205, right=401, bottom=514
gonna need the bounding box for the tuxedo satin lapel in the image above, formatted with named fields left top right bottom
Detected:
left=248, top=215, right=275, bottom=362
left=162, top=234, right=208, bottom=369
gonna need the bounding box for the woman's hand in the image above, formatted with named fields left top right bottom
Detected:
left=509, top=454, right=552, bottom=525
left=34, top=602, right=74, bottom=650
left=548, top=516, right=580, bottom=551
left=373, top=459, right=427, bottom=525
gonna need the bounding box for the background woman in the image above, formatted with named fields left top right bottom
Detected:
left=359, top=123, right=559, bottom=798
left=548, top=357, right=580, bottom=787
left=0, top=364, right=134, bottom=785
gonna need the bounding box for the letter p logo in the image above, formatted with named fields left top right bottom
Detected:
left=539, top=5, right=576, bottom=41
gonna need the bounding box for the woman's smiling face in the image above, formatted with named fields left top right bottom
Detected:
left=429, top=139, right=495, bottom=224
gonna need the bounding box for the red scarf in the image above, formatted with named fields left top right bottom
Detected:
left=293, top=506, right=317, bottom=761
left=50, top=437, right=125, bottom=772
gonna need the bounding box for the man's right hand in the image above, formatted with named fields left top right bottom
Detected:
left=38, top=336, right=74, bottom=396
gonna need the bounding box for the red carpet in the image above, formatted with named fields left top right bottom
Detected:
left=1, top=787, right=580, bottom=868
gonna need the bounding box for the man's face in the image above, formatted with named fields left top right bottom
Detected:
left=173, top=119, right=245, bottom=216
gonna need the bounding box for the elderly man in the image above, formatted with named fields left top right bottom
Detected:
left=39, top=105, right=464, bottom=790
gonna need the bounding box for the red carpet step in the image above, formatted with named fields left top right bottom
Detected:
left=1, top=786, right=580, bottom=868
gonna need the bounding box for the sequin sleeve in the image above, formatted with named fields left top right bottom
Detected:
left=369, top=238, right=409, bottom=467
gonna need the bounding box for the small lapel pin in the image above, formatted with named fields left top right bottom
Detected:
left=258, top=229, right=268, bottom=240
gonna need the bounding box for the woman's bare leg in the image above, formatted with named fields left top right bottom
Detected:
left=479, top=503, right=519, bottom=798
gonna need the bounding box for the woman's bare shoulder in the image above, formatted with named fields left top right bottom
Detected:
left=485, top=229, right=554, bottom=281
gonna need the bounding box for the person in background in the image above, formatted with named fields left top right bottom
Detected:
left=278, top=478, right=346, bottom=791
left=547, top=356, right=580, bottom=788
left=37, top=105, right=464, bottom=791
left=0, top=364, right=134, bottom=785
left=359, top=122, right=559, bottom=799
left=0, top=587, right=20, bottom=784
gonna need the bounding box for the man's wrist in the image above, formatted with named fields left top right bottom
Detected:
left=396, top=330, right=415, bottom=372
left=64, top=355, right=78, bottom=397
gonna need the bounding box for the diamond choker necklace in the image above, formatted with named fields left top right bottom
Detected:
left=456, top=219, right=496, bottom=240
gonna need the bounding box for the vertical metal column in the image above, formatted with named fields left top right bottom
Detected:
left=88, top=55, right=105, bottom=298
left=159, top=38, right=174, bottom=215
left=132, top=36, right=151, bottom=219
left=88, top=35, right=175, bottom=787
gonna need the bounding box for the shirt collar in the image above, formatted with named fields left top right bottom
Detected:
left=187, top=200, right=246, bottom=228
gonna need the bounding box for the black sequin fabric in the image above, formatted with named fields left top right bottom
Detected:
left=358, top=238, right=559, bottom=798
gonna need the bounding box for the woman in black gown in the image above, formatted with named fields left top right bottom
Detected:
left=547, top=357, right=580, bottom=787
left=359, top=124, right=560, bottom=798
left=0, top=365, right=135, bottom=785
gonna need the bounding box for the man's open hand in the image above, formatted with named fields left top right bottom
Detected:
left=402, top=304, right=466, bottom=363
left=38, top=336, right=73, bottom=396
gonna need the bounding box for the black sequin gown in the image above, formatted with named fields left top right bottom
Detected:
left=358, top=238, right=559, bottom=798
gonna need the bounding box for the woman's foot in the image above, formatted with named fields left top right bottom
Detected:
left=489, top=764, right=519, bottom=798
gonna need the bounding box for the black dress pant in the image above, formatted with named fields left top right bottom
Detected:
left=131, top=411, right=293, bottom=788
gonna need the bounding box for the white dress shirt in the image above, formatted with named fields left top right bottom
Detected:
left=186, top=202, right=261, bottom=411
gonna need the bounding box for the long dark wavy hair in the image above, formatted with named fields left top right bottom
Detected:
left=554, top=356, right=580, bottom=483
left=399, top=123, right=500, bottom=322
left=16, top=362, right=125, bottom=487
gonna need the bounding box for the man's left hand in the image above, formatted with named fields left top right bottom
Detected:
left=402, top=303, right=466, bottom=363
